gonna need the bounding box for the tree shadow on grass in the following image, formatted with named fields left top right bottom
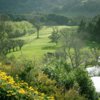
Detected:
left=42, top=45, right=57, bottom=50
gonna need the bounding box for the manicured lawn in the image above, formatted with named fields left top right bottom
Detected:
left=7, top=26, right=77, bottom=59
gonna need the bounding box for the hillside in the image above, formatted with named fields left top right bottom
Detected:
left=0, top=0, right=100, bottom=16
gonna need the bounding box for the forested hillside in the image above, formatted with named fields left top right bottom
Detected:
left=0, top=0, right=100, bottom=16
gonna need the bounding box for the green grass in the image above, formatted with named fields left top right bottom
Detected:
left=7, top=26, right=77, bottom=59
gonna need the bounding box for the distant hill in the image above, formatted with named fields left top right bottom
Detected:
left=0, top=0, right=100, bottom=16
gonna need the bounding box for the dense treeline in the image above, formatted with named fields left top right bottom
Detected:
left=0, top=0, right=100, bottom=16
left=1, top=13, right=80, bottom=26
left=39, top=14, right=70, bottom=25
left=0, top=15, right=35, bottom=55
left=78, top=15, right=100, bottom=44
left=5, top=21, right=34, bottom=38
left=0, top=39, right=24, bottom=55
left=78, top=15, right=100, bottom=64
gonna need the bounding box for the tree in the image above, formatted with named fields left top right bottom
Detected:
left=78, top=20, right=86, bottom=33
left=31, top=17, right=43, bottom=39
left=34, top=23, right=43, bottom=39
left=92, top=18, right=100, bottom=44
left=78, top=17, right=100, bottom=65
left=0, top=17, right=26, bottom=55
left=58, top=28, right=88, bottom=68
left=49, top=26, right=60, bottom=45
left=17, top=40, right=24, bottom=50
left=78, top=17, right=100, bottom=45
left=0, top=21, right=8, bottom=55
left=5, top=21, right=35, bottom=38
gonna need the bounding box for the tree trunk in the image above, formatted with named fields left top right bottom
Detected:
left=37, top=30, right=39, bottom=39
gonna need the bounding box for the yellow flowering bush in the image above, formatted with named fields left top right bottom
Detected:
left=0, top=70, right=55, bottom=100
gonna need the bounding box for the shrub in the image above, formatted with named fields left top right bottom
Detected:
left=75, top=67, right=98, bottom=100
left=64, top=88, right=87, bottom=100
left=0, top=70, right=55, bottom=100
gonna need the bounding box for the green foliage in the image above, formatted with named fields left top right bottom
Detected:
left=75, top=67, right=98, bottom=100
left=56, top=28, right=90, bottom=68
left=8, top=26, right=68, bottom=58
left=43, top=59, right=75, bottom=89
left=42, top=14, right=69, bottom=25
left=5, top=21, right=35, bottom=38
left=31, top=17, right=43, bottom=39
left=43, top=58, right=98, bottom=100
left=17, top=40, right=24, bottom=50
left=0, top=39, right=25, bottom=55
left=0, top=0, right=100, bottom=16
left=0, top=70, right=54, bottom=100
left=63, top=88, right=88, bottom=100
left=78, top=20, right=86, bottom=33
left=91, top=18, right=100, bottom=44
left=0, top=57, right=56, bottom=98
left=78, top=16, right=100, bottom=45
left=0, top=19, right=32, bottom=55
left=0, top=20, right=98, bottom=100
left=0, top=21, right=8, bottom=55
left=49, top=27, right=60, bottom=44
left=78, top=16, right=100, bottom=65
left=8, top=58, right=38, bottom=84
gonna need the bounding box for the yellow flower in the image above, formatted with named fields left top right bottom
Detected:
left=39, top=96, right=44, bottom=100
left=34, top=90, right=38, bottom=94
left=41, top=93, right=45, bottom=96
left=11, top=92, right=16, bottom=96
left=0, top=62, right=2, bottom=66
left=18, top=88, right=26, bottom=94
left=7, top=90, right=13, bottom=93
left=47, top=96, right=55, bottom=100
left=0, top=70, right=55, bottom=100
left=29, top=86, right=34, bottom=91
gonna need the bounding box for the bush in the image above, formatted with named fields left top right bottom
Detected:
left=43, top=59, right=98, bottom=100
left=75, top=67, right=98, bottom=100
left=64, top=88, right=87, bottom=100
left=0, top=70, right=54, bottom=100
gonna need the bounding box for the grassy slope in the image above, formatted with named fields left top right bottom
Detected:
left=7, top=26, right=76, bottom=59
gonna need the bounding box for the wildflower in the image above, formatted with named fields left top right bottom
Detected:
left=41, top=93, right=45, bottom=96
left=29, top=86, right=34, bottom=91
left=0, top=62, right=2, bottom=66
left=34, top=90, right=38, bottom=94
left=7, top=90, right=13, bottom=93
left=47, top=96, right=55, bottom=100
left=39, top=96, right=44, bottom=100
left=18, top=88, right=26, bottom=94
